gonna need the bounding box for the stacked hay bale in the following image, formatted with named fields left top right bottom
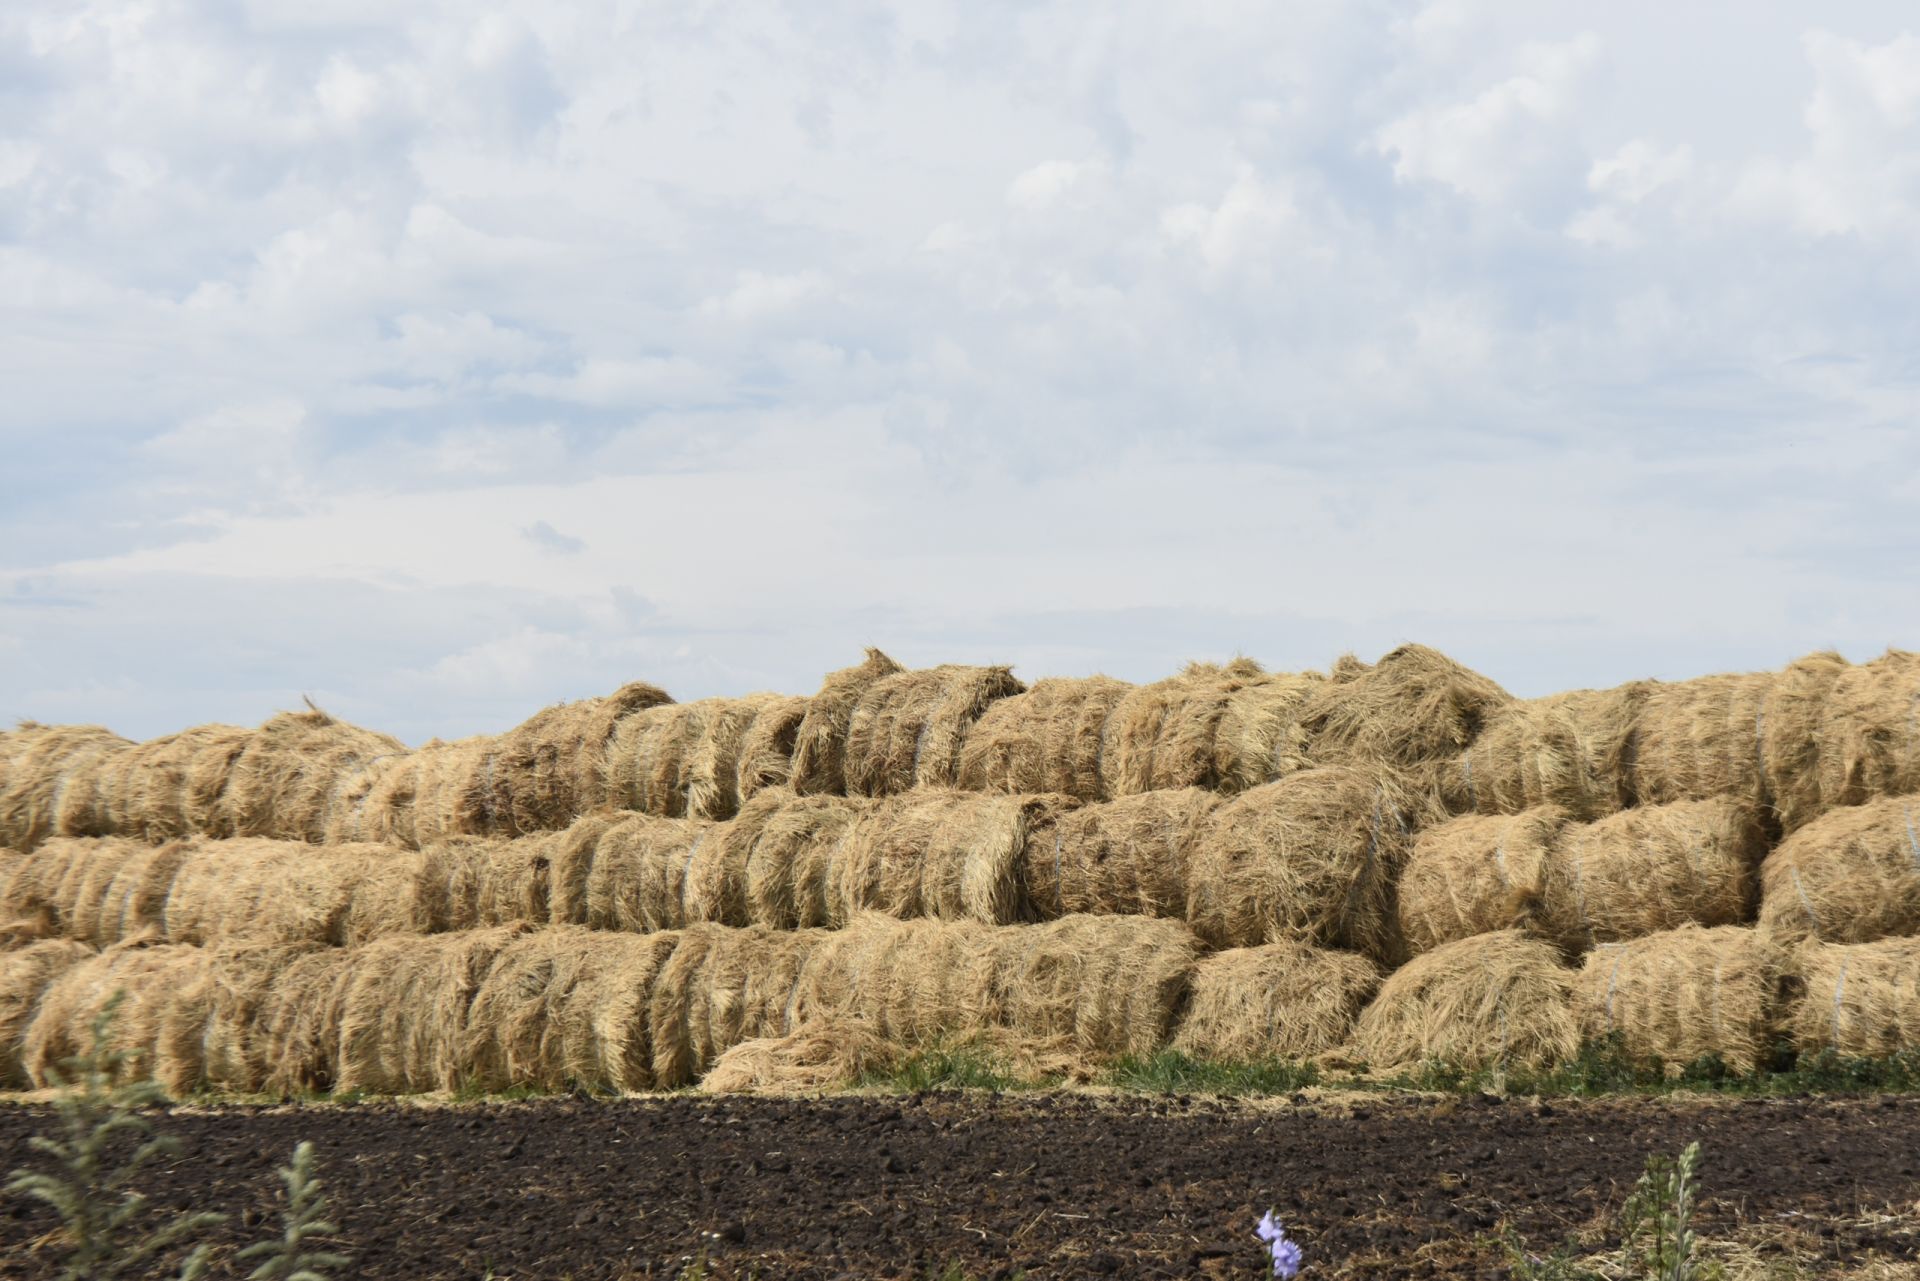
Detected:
left=1174, top=942, right=1380, bottom=1062
left=1817, top=649, right=1920, bottom=810
left=1446, top=685, right=1649, bottom=819
left=1345, top=930, right=1578, bottom=1071
left=842, top=664, right=1025, bottom=796
left=607, top=692, right=796, bottom=822
left=467, top=681, right=672, bottom=835
left=1302, top=644, right=1513, bottom=775
left=1021, top=788, right=1218, bottom=921
left=1789, top=936, right=1920, bottom=1059
left=956, top=676, right=1133, bottom=800
left=1573, top=925, right=1783, bottom=1074
left=790, top=649, right=905, bottom=795
left=222, top=707, right=407, bottom=844
left=100, top=725, right=254, bottom=842
left=1757, top=797, right=1920, bottom=945
left=0, top=724, right=133, bottom=852
left=1098, top=661, right=1324, bottom=798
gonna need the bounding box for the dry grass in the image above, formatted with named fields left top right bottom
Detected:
left=1448, top=685, right=1649, bottom=819
left=0, top=724, right=132, bottom=852
left=223, top=706, right=407, bottom=844
left=469, top=681, right=671, bottom=835
left=1397, top=807, right=1568, bottom=956
left=1303, top=644, right=1512, bottom=771
left=1788, top=936, right=1920, bottom=1059
left=1817, top=649, right=1920, bottom=810
left=956, top=676, right=1133, bottom=800
left=843, top=665, right=1025, bottom=796
left=1023, top=788, right=1218, bottom=921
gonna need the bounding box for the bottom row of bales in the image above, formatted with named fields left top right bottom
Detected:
left=3, top=915, right=1919, bottom=1097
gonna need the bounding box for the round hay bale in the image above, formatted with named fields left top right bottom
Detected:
left=1185, top=767, right=1436, bottom=962
left=740, top=791, right=871, bottom=929
left=1758, top=797, right=1920, bottom=945
left=580, top=814, right=708, bottom=933
left=831, top=790, right=1074, bottom=927
left=361, top=738, right=483, bottom=849
left=192, top=942, right=321, bottom=1093
left=97, top=841, right=192, bottom=945
left=252, top=946, right=357, bottom=1094
left=1302, top=645, right=1512, bottom=771
left=0, top=939, right=94, bottom=1087
left=161, top=838, right=391, bottom=947
left=734, top=695, right=810, bottom=805
left=545, top=814, right=621, bottom=926
left=320, top=752, right=409, bottom=845
left=1450, top=686, right=1650, bottom=820
left=335, top=925, right=531, bottom=1094
left=605, top=701, right=713, bottom=819
left=468, top=681, right=673, bottom=837
left=552, top=930, right=683, bottom=1091
left=22, top=942, right=208, bottom=1088
left=1538, top=798, right=1764, bottom=954
left=465, top=927, right=614, bottom=1091
left=1097, top=660, right=1269, bottom=798
left=1817, top=649, right=1920, bottom=812
left=1173, top=941, right=1381, bottom=1062
left=956, top=676, right=1134, bottom=800
left=1347, top=930, right=1578, bottom=1072
left=1397, top=808, right=1568, bottom=957
left=647, top=924, right=823, bottom=1086
left=0, top=724, right=132, bottom=851
left=1214, top=670, right=1327, bottom=795
left=1788, top=936, right=1920, bottom=1059
left=844, top=665, right=1026, bottom=797
left=686, top=693, right=791, bottom=821
left=685, top=793, right=778, bottom=926
left=101, top=724, right=252, bottom=842
left=790, top=649, right=905, bottom=796
left=336, top=853, right=434, bottom=945
left=1022, top=788, right=1219, bottom=921
left=223, top=707, right=406, bottom=844
left=1575, top=925, right=1784, bottom=1074
left=788, top=914, right=1002, bottom=1048
left=992, top=915, right=1199, bottom=1059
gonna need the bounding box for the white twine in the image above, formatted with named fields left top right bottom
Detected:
left=1569, top=831, right=1592, bottom=942
left=1052, top=829, right=1065, bottom=916
left=1710, top=956, right=1726, bottom=1040
left=1790, top=867, right=1820, bottom=932
left=1905, top=805, right=1920, bottom=872
left=1603, top=947, right=1628, bottom=1030
left=910, top=717, right=935, bottom=786
left=1492, top=832, right=1510, bottom=888
left=679, top=831, right=707, bottom=926
left=481, top=752, right=498, bottom=829
left=1831, top=960, right=1851, bottom=1044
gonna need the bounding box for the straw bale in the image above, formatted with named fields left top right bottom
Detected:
left=1450, top=686, right=1650, bottom=820
left=336, top=853, right=433, bottom=945
left=1302, top=645, right=1513, bottom=771
left=1397, top=808, right=1569, bottom=957
left=787, top=914, right=1003, bottom=1047
left=685, top=792, right=775, bottom=926
left=469, top=681, right=673, bottom=837
left=698, top=1019, right=903, bottom=1094
left=1347, top=930, right=1578, bottom=1071
left=0, top=724, right=132, bottom=851
left=1173, top=942, right=1381, bottom=1062
left=1538, top=798, right=1763, bottom=953
left=581, top=814, right=709, bottom=932
left=465, top=928, right=618, bottom=1090
left=22, top=943, right=209, bottom=1088
left=320, top=752, right=409, bottom=844
left=734, top=695, right=810, bottom=804
left=1098, top=660, right=1270, bottom=798
left=740, top=791, right=871, bottom=929
left=1788, top=937, right=1920, bottom=1058
left=335, top=925, right=531, bottom=1093
left=361, top=738, right=487, bottom=849
left=252, top=947, right=357, bottom=1094
left=1758, top=797, right=1920, bottom=945
left=551, top=930, right=682, bottom=1091
left=545, top=815, right=621, bottom=926
left=161, top=838, right=395, bottom=947
left=648, top=924, right=822, bottom=1086
left=605, top=701, right=712, bottom=819
left=101, top=724, right=252, bottom=841
left=0, top=939, right=94, bottom=1086
left=1214, top=671, right=1327, bottom=795
left=790, top=649, right=905, bottom=795
left=0, top=838, right=140, bottom=943
left=844, top=665, right=1025, bottom=797
left=831, top=790, right=1075, bottom=927
left=95, top=842, right=192, bottom=945
left=956, top=676, right=1134, bottom=800
left=1818, top=649, right=1920, bottom=811
left=1575, top=925, right=1784, bottom=1074
left=1185, top=767, right=1436, bottom=962
left=991, top=915, right=1198, bottom=1058
left=156, top=942, right=320, bottom=1095
left=223, top=707, right=406, bottom=843
left=687, top=693, right=791, bottom=821
left=1022, top=789, right=1219, bottom=921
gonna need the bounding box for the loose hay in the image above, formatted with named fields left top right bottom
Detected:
left=697, top=1018, right=903, bottom=1094
left=1575, top=925, right=1784, bottom=1074
left=1758, top=797, right=1920, bottom=945
left=0, top=724, right=133, bottom=851
left=790, top=649, right=905, bottom=795
left=223, top=707, right=406, bottom=844
left=1347, top=930, right=1578, bottom=1072
left=1185, top=767, right=1436, bottom=962
left=0, top=939, right=94, bottom=1086
left=1818, top=649, right=1920, bottom=810
left=1397, top=808, right=1569, bottom=957
left=1302, top=645, right=1513, bottom=771
left=1537, top=798, right=1763, bottom=953
left=1172, top=941, right=1381, bottom=1062
left=831, top=790, right=1075, bottom=926
left=843, top=665, right=1025, bottom=796
left=1789, top=937, right=1920, bottom=1058
left=469, top=681, right=673, bottom=836
left=734, top=695, right=810, bottom=804
left=956, top=676, right=1134, bottom=800
left=1450, top=686, right=1650, bottom=819
left=1022, top=789, right=1219, bottom=921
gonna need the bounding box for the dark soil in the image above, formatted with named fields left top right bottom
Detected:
left=2, top=1090, right=1918, bottom=1279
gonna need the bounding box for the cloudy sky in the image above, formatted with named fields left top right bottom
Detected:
left=5, top=0, right=1920, bottom=744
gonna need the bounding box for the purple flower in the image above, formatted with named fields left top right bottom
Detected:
left=1256, top=1209, right=1303, bottom=1278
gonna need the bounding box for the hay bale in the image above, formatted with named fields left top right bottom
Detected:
left=1214, top=670, right=1328, bottom=795
left=0, top=724, right=132, bottom=851
left=956, top=676, right=1134, bottom=800
left=1575, top=925, right=1783, bottom=1074
left=1302, top=645, right=1512, bottom=771
left=251, top=946, right=357, bottom=1094
left=1022, top=789, right=1219, bottom=921
left=465, top=927, right=620, bottom=1090
left=1818, top=649, right=1920, bottom=811
left=698, top=1019, right=903, bottom=1095
left=1185, top=767, right=1436, bottom=962
left=790, top=649, right=905, bottom=795
left=831, top=790, right=1075, bottom=926
left=1450, top=685, right=1650, bottom=820
left=1758, top=797, right=1920, bottom=945
left=320, top=753, right=409, bottom=845
left=160, top=838, right=395, bottom=947
left=734, top=695, right=810, bottom=804
left=844, top=665, right=1025, bottom=796
left=1539, top=798, right=1762, bottom=953
left=1397, top=808, right=1568, bottom=957
left=544, top=815, right=620, bottom=926
left=467, top=681, right=673, bottom=837
left=21, top=942, right=210, bottom=1088
left=787, top=914, right=1005, bottom=1048
left=684, top=794, right=773, bottom=926
left=0, top=939, right=94, bottom=1086
left=648, top=924, right=822, bottom=1086
left=1347, top=930, right=1578, bottom=1071
left=1173, top=942, right=1381, bottom=1061
left=101, top=724, right=252, bottom=842
left=360, top=738, right=486, bottom=849
left=740, top=791, right=871, bottom=929
left=686, top=693, right=791, bottom=821
left=334, top=925, right=531, bottom=1093
left=604, top=701, right=715, bottom=819
left=223, top=707, right=406, bottom=843
left=1788, top=937, right=1920, bottom=1058
left=992, top=915, right=1199, bottom=1058
left=160, top=942, right=319, bottom=1095
left=0, top=838, right=155, bottom=946
left=551, top=930, right=682, bottom=1091
left=579, top=814, right=708, bottom=932
left=1098, top=660, right=1270, bottom=797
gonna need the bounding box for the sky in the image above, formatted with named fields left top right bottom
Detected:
left=5, top=0, right=1920, bottom=745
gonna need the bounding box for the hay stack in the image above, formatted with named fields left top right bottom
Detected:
left=843, top=665, right=1025, bottom=796
left=1450, top=685, right=1650, bottom=820
left=223, top=707, right=406, bottom=844
left=1185, top=767, right=1434, bottom=961
left=1788, top=937, right=1920, bottom=1059
left=1022, top=789, right=1218, bottom=921
left=1575, top=925, right=1783, bottom=1074
left=1302, top=645, right=1512, bottom=771
left=956, top=676, right=1134, bottom=800
left=790, top=649, right=905, bottom=795
left=1818, top=649, right=1920, bottom=810
left=831, top=790, right=1075, bottom=926
left=1537, top=798, right=1763, bottom=953
left=0, top=939, right=94, bottom=1086
left=733, top=694, right=811, bottom=806
left=1397, top=808, right=1568, bottom=956
left=1758, top=797, right=1920, bottom=945
left=1173, top=941, right=1380, bottom=1062
left=1347, top=930, right=1578, bottom=1071
left=334, top=925, right=531, bottom=1093
left=648, top=924, right=821, bottom=1086
left=100, top=724, right=253, bottom=841
left=740, top=791, right=872, bottom=929
left=466, top=681, right=672, bottom=837
left=0, top=724, right=132, bottom=851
